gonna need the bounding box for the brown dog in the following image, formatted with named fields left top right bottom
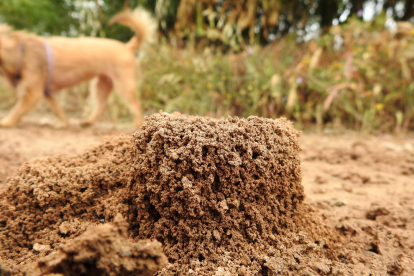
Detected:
left=0, top=8, right=155, bottom=128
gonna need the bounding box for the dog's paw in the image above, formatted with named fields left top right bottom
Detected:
left=0, top=120, right=14, bottom=128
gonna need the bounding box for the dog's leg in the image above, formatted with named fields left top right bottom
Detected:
left=45, top=94, right=69, bottom=128
left=113, top=77, right=143, bottom=128
left=80, top=75, right=113, bottom=127
left=0, top=83, right=43, bottom=128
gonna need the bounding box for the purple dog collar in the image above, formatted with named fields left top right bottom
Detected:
left=43, top=41, right=54, bottom=97
left=12, top=43, right=24, bottom=87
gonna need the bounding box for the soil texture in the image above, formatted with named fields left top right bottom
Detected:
left=26, top=214, right=167, bottom=276
left=0, top=113, right=413, bottom=275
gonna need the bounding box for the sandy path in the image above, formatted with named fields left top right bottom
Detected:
left=0, top=119, right=131, bottom=190
left=301, top=133, right=414, bottom=228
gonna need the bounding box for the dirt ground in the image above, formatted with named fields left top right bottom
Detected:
left=0, top=116, right=124, bottom=191
left=0, top=114, right=413, bottom=275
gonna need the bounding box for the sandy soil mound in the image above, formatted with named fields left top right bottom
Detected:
left=0, top=134, right=134, bottom=272
left=0, top=113, right=412, bottom=275
left=129, top=113, right=342, bottom=275
left=26, top=214, right=167, bottom=276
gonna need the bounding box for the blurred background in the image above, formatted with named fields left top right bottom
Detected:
left=0, top=0, right=413, bottom=132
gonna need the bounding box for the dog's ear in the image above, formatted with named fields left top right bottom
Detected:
left=0, top=25, right=12, bottom=49
left=0, top=24, right=12, bottom=46
left=0, top=32, right=21, bottom=84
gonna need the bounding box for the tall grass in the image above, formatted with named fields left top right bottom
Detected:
left=131, top=18, right=414, bottom=133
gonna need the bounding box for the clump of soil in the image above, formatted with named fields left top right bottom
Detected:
left=26, top=214, right=167, bottom=276
left=128, top=113, right=341, bottom=275
left=0, top=262, right=11, bottom=276
left=0, top=135, right=134, bottom=272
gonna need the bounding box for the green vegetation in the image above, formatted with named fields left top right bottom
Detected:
left=0, top=1, right=414, bottom=132
left=1, top=0, right=414, bottom=46
left=131, top=17, right=413, bottom=133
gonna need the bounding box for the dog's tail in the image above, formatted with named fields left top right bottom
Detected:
left=109, top=7, right=157, bottom=52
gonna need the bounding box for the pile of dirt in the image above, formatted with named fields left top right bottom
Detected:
left=26, top=214, right=167, bottom=276
left=128, top=113, right=344, bottom=275
left=3, top=112, right=411, bottom=275
left=0, top=134, right=134, bottom=272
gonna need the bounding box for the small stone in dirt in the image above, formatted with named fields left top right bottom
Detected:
left=315, top=175, right=327, bottom=184
left=342, top=183, right=353, bottom=193
left=366, top=207, right=390, bottom=220
left=332, top=200, right=347, bottom=207
left=32, top=244, right=51, bottom=253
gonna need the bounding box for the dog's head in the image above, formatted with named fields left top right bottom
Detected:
left=0, top=29, right=25, bottom=79
left=0, top=24, right=14, bottom=62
